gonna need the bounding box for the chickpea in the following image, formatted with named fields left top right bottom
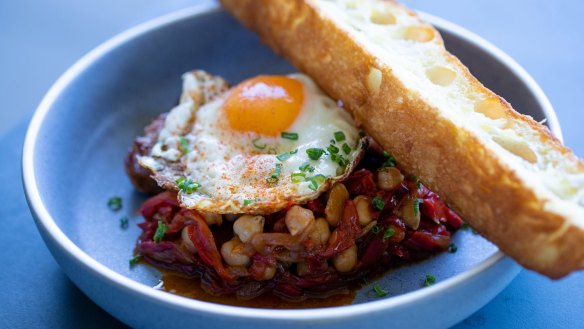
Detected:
left=220, top=237, right=250, bottom=267
left=309, top=218, right=331, bottom=245
left=285, top=206, right=315, bottom=236
left=333, top=244, right=357, bottom=273
left=180, top=226, right=197, bottom=254
left=400, top=197, right=421, bottom=229
left=328, top=229, right=339, bottom=245
left=223, top=214, right=240, bottom=222
left=233, top=215, right=265, bottom=243
left=325, top=183, right=349, bottom=226
left=202, top=211, right=222, bottom=226
left=297, top=262, right=309, bottom=276
left=377, top=167, right=404, bottom=191
left=261, top=265, right=276, bottom=281
left=354, top=195, right=373, bottom=226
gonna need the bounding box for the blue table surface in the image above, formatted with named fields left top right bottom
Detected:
left=1, top=0, right=582, bottom=328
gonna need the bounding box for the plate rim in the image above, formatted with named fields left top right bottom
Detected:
left=22, top=2, right=560, bottom=321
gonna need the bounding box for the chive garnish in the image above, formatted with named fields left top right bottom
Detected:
left=107, top=196, right=122, bottom=211
left=448, top=243, right=458, bottom=253
left=299, top=162, right=315, bottom=172
left=276, top=152, right=292, bottom=161
left=281, top=132, right=299, bottom=140
left=176, top=177, right=201, bottom=194
left=373, top=284, right=388, bottom=297
left=306, top=148, right=325, bottom=160
left=244, top=199, right=255, bottom=206
left=252, top=137, right=267, bottom=150
left=372, top=196, right=385, bottom=211
left=290, top=149, right=298, bottom=154
left=382, top=151, right=397, bottom=167
left=307, top=174, right=326, bottom=191
left=412, top=175, right=421, bottom=189
left=413, top=198, right=423, bottom=216
left=334, top=131, right=346, bottom=142
left=383, top=227, right=395, bottom=240
left=331, top=153, right=349, bottom=167
left=129, top=255, right=141, bottom=267
left=267, top=163, right=282, bottom=183
left=371, top=225, right=381, bottom=234
left=179, top=136, right=189, bottom=155
left=342, top=143, right=351, bottom=155
left=153, top=221, right=168, bottom=243
left=291, top=172, right=306, bottom=183
left=330, top=139, right=336, bottom=145
left=424, top=274, right=436, bottom=287
left=120, top=217, right=129, bottom=229
left=327, top=144, right=339, bottom=154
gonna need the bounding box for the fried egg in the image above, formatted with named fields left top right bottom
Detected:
left=139, top=71, right=364, bottom=214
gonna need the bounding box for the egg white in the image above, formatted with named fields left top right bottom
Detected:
left=140, top=72, right=364, bottom=215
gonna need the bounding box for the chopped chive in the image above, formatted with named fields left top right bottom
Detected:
left=290, top=149, right=298, bottom=154
left=299, top=162, right=315, bottom=172
left=334, top=131, right=346, bottom=142
left=383, top=227, right=395, bottom=240
left=120, top=217, right=129, bottom=229
left=412, top=176, right=421, bottom=189
left=307, top=174, right=327, bottom=191
left=330, top=139, right=336, bottom=145
left=107, top=196, right=122, bottom=211
left=331, top=153, right=350, bottom=167
left=252, top=137, right=267, bottom=150
left=448, top=243, right=458, bottom=253
left=179, top=136, right=189, bottom=155
left=327, top=144, right=339, bottom=154
left=424, top=274, right=436, bottom=287
left=129, top=255, right=141, bottom=267
left=413, top=198, right=423, bottom=216
left=371, top=225, right=381, bottom=234
left=382, top=151, right=397, bottom=167
left=291, top=172, right=306, bottom=183
left=153, top=221, right=168, bottom=243
left=266, top=163, right=282, bottom=183
left=373, top=284, right=388, bottom=297
left=243, top=199, right=255, bottom=206
left=342, top=143, right=351, bottom=155
left=176, top=177, right=201, bottom=194
left=460, top=222, right=470, bottom=230
left=306, top=148, right=325, bottom=160
left=372, top=196, right=385, bottom=211
left=276, top=152, right=292, bottom=161
left=281, top=132, right=299, bottom=140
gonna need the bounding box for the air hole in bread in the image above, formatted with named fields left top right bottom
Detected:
left=367, top=67, right=382, bottom=94
left=493, top=136, right=537, bottom=164
left=370, top=8, right=396, bottom=25
left=403, top=26, right=434, bottom=42
left=475, top=98, right=507, bottom=119
left=426, top=66, right=456, bottom=86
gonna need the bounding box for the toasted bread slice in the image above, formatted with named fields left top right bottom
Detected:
left=221, top=0, right=584, bottom=278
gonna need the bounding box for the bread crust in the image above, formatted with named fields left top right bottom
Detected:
left=221, top=0, right=584, bottom=278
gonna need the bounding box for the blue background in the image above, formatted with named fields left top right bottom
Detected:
left=0, top=0, right=582, bottom=328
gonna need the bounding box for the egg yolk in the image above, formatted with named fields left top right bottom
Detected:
left=224, top=75, right=304, bottom=136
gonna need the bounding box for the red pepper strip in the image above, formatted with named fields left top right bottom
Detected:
left=407, top=231, right=451, bottom=251
left=420, top=191, right=462, bottom=229
left=139, top=190, right=179, bottom=218
left=166, top=208, right=195, bottom=235
left=186, top=214, right=234, bottom=282
left=343, top=169, right=377, bottom=197
left=324, top=200, right=362, bottom=257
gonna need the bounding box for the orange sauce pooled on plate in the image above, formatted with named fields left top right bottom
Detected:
left=160, top=271, right=356, bottom=309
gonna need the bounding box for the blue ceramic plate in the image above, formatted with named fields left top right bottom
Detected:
left=23, top=3, right=560, bottom=329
